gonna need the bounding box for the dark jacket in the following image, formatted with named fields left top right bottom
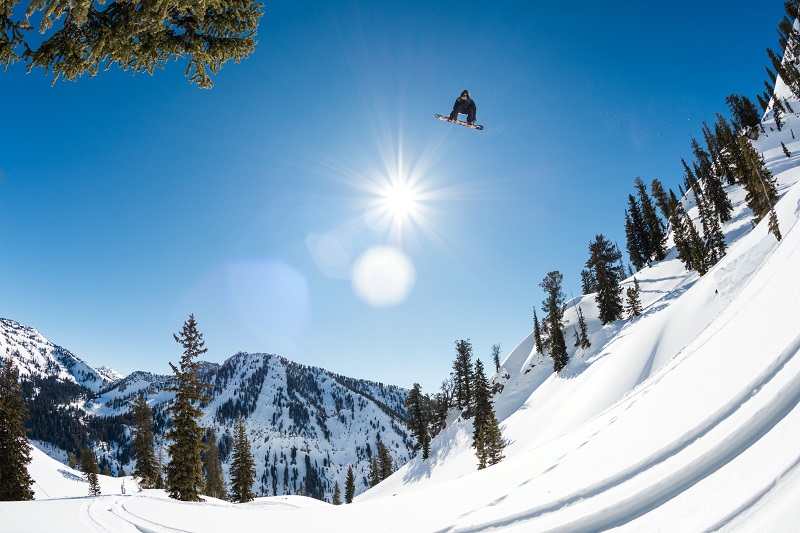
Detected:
left=452, top=96, right=476, bottom=115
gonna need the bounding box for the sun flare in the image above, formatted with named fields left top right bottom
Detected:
left=382, top=180, right=419, bottom=219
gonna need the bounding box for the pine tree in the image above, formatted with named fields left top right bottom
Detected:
left=368, top=456, right=380, bottom=487
left=696, top=190, right=726, bottom=266
left=635, top=176, right=667, bottom=262
left=574, top=306, right=591, bottom=349
left=738, top=136, right=782, bottom=241
left=229, top=421, right=255, bottom=503
left=586, top=235, right=624, bottom=325
left=725, top=94, right=761, bottom=130
left=332, top=481, right=342, bottom=505
left=131, top=394, right=158, bottom=489
left=540, top=271, right=569, bottom=372
left=0, top=0, right=263, bottom=88
left=166, top=314, right=211, bottom=502
left=67, top=451, right=78, bottom=470
left=782, top=142, right=792, bottom=158
left=624, top=194, right=648, bottom=271
left=625, top=278, right=643, bottom=319
left=650, top=178, right=673, bottom=222
left=472, top=360, right=505, bottom=470
left=377, top=442, right=393, bottom=482
left=344, top=466, right=355, bottom=503
left=532, top=308, right=545, bottom=355
left=683, top=212, right=709, bottom=275
left=0, top=358, right=34, bottom=501
left=693, top=134, right=733, bottom=224
left=580, top=268, right=597, bottom=295
left=451, top=339, right=473, bottom=411
left=478, top=409, right=506, bottom=469
left=471, top=359, right=492, bottom=458
left=81, top=448, right=101, bottom=496
left=404, top=383, right=431, bottom=460
left=203, top=428, right=227, bottom=500
left=491, top=344, right=502, bottom=372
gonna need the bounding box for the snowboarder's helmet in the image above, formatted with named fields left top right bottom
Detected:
left=461, top=90, right=470, bottom=97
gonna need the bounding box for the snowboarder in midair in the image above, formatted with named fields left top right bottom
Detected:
left=449, top=90, right=477, bottom=125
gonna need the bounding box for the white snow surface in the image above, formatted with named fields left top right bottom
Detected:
left=5, top=83, right=800, bottom=533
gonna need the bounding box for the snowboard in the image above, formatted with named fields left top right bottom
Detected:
left=435, top=114, right=484, bottom=130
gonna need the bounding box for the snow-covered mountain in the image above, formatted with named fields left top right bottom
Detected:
left=0, top=318, right=118, bottom=393
left=1, top=319, right=413, bottom=502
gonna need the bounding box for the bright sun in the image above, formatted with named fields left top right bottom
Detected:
left=383, top=181, right=418, bottom=218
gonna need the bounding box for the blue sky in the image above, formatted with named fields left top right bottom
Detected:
left=0, top=1, right=786, bottom=393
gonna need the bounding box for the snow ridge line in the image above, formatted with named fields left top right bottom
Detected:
left=437, top=331, right=800, bottom=533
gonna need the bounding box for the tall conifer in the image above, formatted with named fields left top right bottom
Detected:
left=229, top=421, right=255, bottom=503
left=452, top=340, right=473, bottom=411
left=131, top=394, right=158, bottom=489
left=81, top=448, right=101, bottom=496
left=404, top=384, right=431, bottom=460
left=344, top=466, right=355, bottom=503
left=166, top=314, right=210, bottom=502
left=586, top=235, right=624, bottom=325
left=203, top=429, right=227, bottom=500
left=540, top=271, right=569, bottom=372
left=0, top=358, right=34, bottom=501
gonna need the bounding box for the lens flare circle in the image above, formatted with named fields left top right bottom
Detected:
left=351, top=246, right=415, bottom=307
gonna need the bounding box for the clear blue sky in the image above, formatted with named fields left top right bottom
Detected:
left=0, top=1, right=786, bottom=393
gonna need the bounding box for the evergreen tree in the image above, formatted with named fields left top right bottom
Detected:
left=472, top=360, right=505, bottom=470
left=166, top=314, right=211, bottom=502
left=476, top=408, right=506, bottom=469
left=693, top=135, right=733, bottom=224
left=580, top=268, right=597, bottom=295
left=491, top=344, right=502, bottom=372
left=344, top=466, right=355, bottom=503
left=635, top=177, right=667, bottom=262
left=332, top=481, right=342, bottom=505
left=203, top=429, right=227, bottom=500
left=624, top=194, right=648, bottom=271
left=574, top=306, right=591, bottom=349
left=650, top=178, right=673, bottom=222
left=0, top=358, right=34, bottom=501
left=738, top=136, right=782, bottom=241
left=725, top=94, right=761, bottom=130
left=532, top=308, right=545, bottom=355
left=67, top=451, right=78, bottom=470
left=586, top=235, right=624, bottom=325
left=625, top=278, right=643, bottom=319
left=696, top=190, right=726, bottom=266
left=540, top=271, right=569, bottom=372
left=368, top=456, right=380, bottom=487
left=782, top=142, right=792, bottom=158
left=683, top=212, right=709, bottom=275
left=451, top=339, right=473, bottom=411
left=714, top=114, right=746, bottom=186
left=229, top=421, right=255, bottom=503
left=0, top=0, right=263, bottom=88
left=377, top=442, right=393, bottom=482
left=470, top=359, right=492, bottom=456
left=404, top=384, right=431, bottom=460
left=130, top=394, right=158, bottom=489
left=81, top=448, right=101, bottom=496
